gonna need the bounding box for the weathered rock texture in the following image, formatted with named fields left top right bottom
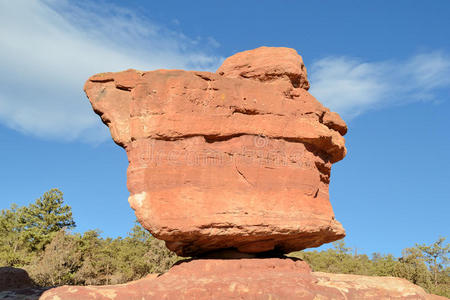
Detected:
left=35, top=259, right=446, bottom=300
left=84, top=47, right=347, bottom=256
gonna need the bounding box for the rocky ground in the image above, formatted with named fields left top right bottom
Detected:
left=1, top=260, right=447, bottom=300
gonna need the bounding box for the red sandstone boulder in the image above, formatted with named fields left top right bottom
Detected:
left=84, top=47, right=347, bottom=256
left=38, top=258, right=446, bottom=300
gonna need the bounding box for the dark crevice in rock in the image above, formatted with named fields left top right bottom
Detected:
left=195, top=73, right=214, bottom=81
left=191, top=248, right=292, bottom=259
left=229, top=106, right=284, bottom=116
left=115, top=84, right=132, bottom=91
left=313, top=188, right=319, bottom=198
left=234, top=163, right=254, bottom=187
left=318, top=111, right=325, bottom=124
left=231, top=107, right=263, bottom=115
left=90, top=78, right=114, bottom=83
left=203, top=134, right=246, bottom=143
left=238, top=72, right=308, bottom=90
left=288, top=74, right=301, bottom=88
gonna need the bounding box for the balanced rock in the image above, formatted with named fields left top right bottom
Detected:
left=84, top=47, right=347, bottom=256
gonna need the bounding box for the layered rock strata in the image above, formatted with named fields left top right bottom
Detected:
left=84, top=47, right=347, bottom=256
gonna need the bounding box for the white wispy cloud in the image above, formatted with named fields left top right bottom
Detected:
left=0, top=0, right=222, bottom=142
left=309, top=52, right=450, bottom=118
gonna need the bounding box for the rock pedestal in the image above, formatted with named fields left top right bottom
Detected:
left=84, top=47, right=347, bottom=256
left=38, top=259, right=446, bottom=300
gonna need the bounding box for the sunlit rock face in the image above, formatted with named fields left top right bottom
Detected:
left=84, top=47, right=347, bottom=256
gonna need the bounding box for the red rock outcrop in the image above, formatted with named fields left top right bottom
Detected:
left=84, top=47, right=347, bottom=256
left=37, top=258, right=446, bottom=300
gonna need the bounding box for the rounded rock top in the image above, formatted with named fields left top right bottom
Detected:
left=217, top=46, right=310, bottom=90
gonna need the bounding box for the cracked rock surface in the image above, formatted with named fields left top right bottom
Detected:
left=84, top=47, right=348, bottom=256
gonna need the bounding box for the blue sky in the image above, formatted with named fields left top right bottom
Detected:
left=1, top=0, right=449, bottom=257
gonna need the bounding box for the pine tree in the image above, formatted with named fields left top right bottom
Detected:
left=0, top=188, right=75, bottom=266
left=21, top=188, right=75, bottom=251
left=417, top=237, right=449, bottom=286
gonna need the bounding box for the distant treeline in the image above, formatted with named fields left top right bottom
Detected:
left=290, top=239, right=449, bottom=297
left=1, top=189, right=448, bottom=297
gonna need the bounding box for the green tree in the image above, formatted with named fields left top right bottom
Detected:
left=113, top=222, right=180, bottom=282
left=73, top=230, right=105, bottom=285
left=0, top=204, right=30, bottom=266
left=0, top=189, right=75, bottom=266
left=371, top=253, right=399, bottom=276
left=291, top=240, right=373, bottom=275
left=417, top=237, right=449, bottom=286
left=26, top=229, right=81, bottom=286
left=21, top=189, right=75, bottom=251
left=395, top=247, right=432, bottom=288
